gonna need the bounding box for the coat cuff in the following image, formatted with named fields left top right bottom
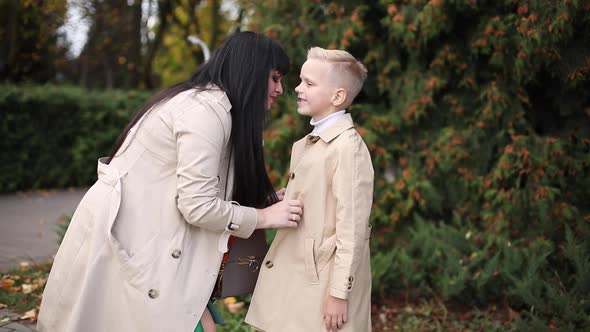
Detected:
left=328, top=286, right=350, bottom=300
left=217, top=203, right=258, bottom=253
left=328, top=272, right=355, bottom=299
left=231, top=205, right=258, bottom=239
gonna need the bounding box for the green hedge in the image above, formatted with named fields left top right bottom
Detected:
left=0, top=84, right=149, bottom=192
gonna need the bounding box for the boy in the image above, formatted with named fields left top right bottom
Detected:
left=245, top=47, right=374, bottom=332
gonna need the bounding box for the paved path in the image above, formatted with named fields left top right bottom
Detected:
left=0, top=310, right=36, bottom=331
left=0, top=188, right=87, bottom=271
left=0, top=188, right=87, bottom=331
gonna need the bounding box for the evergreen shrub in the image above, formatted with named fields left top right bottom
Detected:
left=245, top=0, right=590, bottom=329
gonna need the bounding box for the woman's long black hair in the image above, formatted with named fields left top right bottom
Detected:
left=107, top=31, right=289, bottom=208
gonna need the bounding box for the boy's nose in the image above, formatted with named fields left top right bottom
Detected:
left=294, top=83, right=302, bottom=93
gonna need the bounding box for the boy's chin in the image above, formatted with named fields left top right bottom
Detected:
left=296, top=107, right=311, bottom=116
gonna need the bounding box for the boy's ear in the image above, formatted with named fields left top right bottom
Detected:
left=331, top=88, right=347, bottom=107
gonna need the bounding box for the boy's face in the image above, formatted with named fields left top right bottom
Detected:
left=295, top=59, right=338, bottom=121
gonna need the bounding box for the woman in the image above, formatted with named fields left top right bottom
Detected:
left=37, top=31, right=302, bottom=332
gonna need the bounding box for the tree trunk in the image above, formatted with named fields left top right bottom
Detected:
left=209, top=0, right=220, bottom=48
left=7, top=0, right=19, bottom=69
left=143, top=0, right=173, bottom=88
left=127, top=0, right=142, bottom=88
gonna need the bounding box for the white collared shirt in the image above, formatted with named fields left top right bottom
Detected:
left=310, top=110, right=346, bottom=135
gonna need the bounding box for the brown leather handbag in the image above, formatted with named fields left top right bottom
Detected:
left=219, top=229, right=269, bottom=298
left=217, top=148, right=270, bottom=297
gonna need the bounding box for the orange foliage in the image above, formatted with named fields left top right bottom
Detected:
left=388, top=4, right=398, bottom=16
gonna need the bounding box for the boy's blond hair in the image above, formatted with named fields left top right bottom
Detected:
left=307, top=47, right=368, bottom=107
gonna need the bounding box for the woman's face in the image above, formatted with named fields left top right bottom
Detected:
left=267, top=69, right=284, bottom=110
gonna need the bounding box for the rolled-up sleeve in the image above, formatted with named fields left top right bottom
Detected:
left=329, top=132, right=374, bottom=299
left=172, top=99, right=257, bottom=244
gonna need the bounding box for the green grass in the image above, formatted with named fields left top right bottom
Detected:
left=0, top=262, right=51, bottom=314
left=372, top=297, right=519, bottom=332
left=213, top=296, right=519, bottom=331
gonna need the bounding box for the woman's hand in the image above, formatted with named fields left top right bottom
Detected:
left=275, top=188, right=286, bottom=201
left=256, top=199, right=302, bottom=229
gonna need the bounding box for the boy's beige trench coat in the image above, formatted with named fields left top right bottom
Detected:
left=37, top=87, right=259, bottom=332
left=246, top=114, right=374, bottom=332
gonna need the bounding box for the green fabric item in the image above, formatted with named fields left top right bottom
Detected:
left=207, top=300, right=224, bottom=324
left=194, top=300, right=224, bottom=331
left=194, top=321, right=204, bottom=332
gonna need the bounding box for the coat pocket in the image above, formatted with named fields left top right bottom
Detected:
left=304, top=235, right=338, bottom=284
left=304, top=237, right=319, bottom=284
left=118, top=233, right=160, bottom=289
left=315, top=234, right=337, bottom=275
left=102, top=178, right=161, bottom=291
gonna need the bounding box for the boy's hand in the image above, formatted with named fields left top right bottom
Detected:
left=323, top=295, right=348, bottom=331
left=275, top=188, right=286, bottom=201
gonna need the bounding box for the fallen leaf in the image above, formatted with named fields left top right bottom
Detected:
left=22, top=284, right=33, bottom=294
left=37, top=278, right=47, bottom=287
left=0, top=317, right=10, bottom=323
left=227, top=302, right=244, bottom=314
left=0, top=303, right=7, bottom=309
left=18, top=309, right=37, bottom=321
left=507, top=305, right=521, bottom=321
left=0, top=279, right=15, bottom=290
left=223, top=297, right=237, bottom=305
left=19, top=262, right=30, bottom=272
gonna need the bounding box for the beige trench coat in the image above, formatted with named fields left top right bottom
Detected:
left=245, top=114, right=374, bottom=332
left=37, top=87, right=258, bottom=332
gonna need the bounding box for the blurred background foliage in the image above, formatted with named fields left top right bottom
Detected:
left=0, top=0, right=233, bottom=88
left=1, top=0, right=590, bottom=330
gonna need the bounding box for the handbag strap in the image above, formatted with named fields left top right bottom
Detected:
left=213, top=145, right=235, bottom=299
left=223, top=146, right=232, bottom=201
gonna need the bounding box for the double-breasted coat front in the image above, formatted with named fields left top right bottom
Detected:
left=245, top=114, right=374, bottom=332
left=37, top=87, right=258, bottom=332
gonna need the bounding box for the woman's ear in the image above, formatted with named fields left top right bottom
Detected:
left=331, top=88, right=347, bottom=107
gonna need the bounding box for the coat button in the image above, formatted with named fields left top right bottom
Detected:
left=171, top=249, right=182, bottom=258
left=265, top=260, right=274, bottom=268
left=289, top=172, right=295, bottom=180
left=348, top=276, right=354, bottom=282
left=148, top=289, right=159, bottom=299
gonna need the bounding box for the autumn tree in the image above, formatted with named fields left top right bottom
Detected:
left=152, top=0, right=233, bottom=87
left=72, top=0, right=233, bottom=89
left=0, top=0, right=68, bottom=83
left=76, top=0, right=142, bottom=89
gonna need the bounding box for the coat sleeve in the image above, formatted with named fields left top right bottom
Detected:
left=172, top=99, right=257, bottom=242
left=328, top=131, right=374, bottom=299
